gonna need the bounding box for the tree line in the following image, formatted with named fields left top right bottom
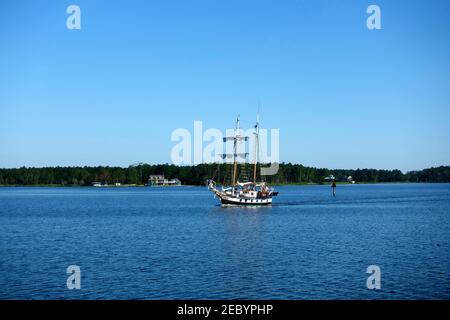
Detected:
left=0, top=163, right=449, bottom=186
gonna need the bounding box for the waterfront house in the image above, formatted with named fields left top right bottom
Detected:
left=148, top=175, right=181, bottom=186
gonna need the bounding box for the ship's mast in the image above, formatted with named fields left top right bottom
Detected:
left=221, top=115, right=247, bottom=194
left=253, top=113, right=259, bottom=184
left=231, top=116, right=239, bottom=189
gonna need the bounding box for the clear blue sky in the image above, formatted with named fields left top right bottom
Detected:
left=1, top=0, right=449, bottom=171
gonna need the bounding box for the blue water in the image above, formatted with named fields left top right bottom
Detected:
left=0, top=184, right=449, bottom=299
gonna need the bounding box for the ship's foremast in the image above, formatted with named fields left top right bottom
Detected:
left=222, top=116, right=248, bottom=195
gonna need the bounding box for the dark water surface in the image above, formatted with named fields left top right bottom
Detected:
left=0, top=184, right=449, bottom=299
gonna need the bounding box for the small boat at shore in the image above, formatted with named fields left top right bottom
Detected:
left=207, top=115, right=278, bottom=206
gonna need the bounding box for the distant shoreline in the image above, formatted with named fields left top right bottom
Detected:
left=1, top=181, right=448, bottom=188
left=1, top=164, right=449, bottom=186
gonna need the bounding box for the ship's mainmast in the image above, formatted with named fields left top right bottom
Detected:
left=253, top=113, right=259, bottom=184
left=231, top=116, right=240, bottom=188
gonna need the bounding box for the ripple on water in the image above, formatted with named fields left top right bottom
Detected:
left=0, top=184, right=449, bottom=299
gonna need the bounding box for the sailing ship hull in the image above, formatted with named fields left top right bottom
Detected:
left=220, top=197, right=272, bottom=206
left=213, top=189, right=273, bottom=206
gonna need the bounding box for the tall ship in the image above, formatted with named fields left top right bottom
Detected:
left=207, top=115, right=278, bottom=206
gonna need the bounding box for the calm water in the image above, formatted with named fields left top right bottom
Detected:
left=0, top=184, right=449, bottom=299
